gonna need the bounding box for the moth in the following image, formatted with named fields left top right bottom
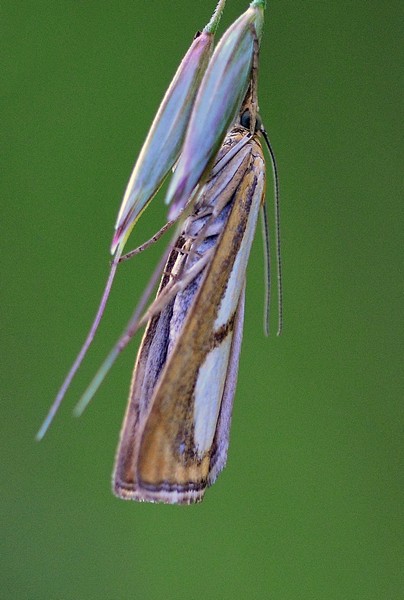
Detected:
left=37, top=0, right=281, bottom=504
left=115, top=90, right=266, bottom=503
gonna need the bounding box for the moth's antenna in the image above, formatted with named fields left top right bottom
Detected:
left=260, top=204, right=271, bottom=336
left=261, top=127, right=283, bottom=335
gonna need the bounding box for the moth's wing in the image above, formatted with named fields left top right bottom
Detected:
left=114, top=137, right=265, bottom=504
left=111, top=250, right=178, bottom=497
left=208, top=282, right=245, bottom=486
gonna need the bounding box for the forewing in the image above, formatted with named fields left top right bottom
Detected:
left=114, top=132, right=265, bottom=503
left=208, top=283, right=245, bottom=486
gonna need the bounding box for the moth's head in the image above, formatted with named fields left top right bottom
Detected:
left=237, top=82, right=263, bottom=134
left=239, top=108, right=262, bottom=133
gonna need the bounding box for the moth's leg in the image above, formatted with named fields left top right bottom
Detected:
left=74, top=236, right=175, bottom=416
left=36, top=250, right=122, bottom=439
left=138, top=247, right=214, bottom=330
left=118, top=218, right=178, bottom=263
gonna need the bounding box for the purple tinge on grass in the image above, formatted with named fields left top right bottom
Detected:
left=111, top=30, right=214, bottom=255
left=165, top=4, right=265, bottom=220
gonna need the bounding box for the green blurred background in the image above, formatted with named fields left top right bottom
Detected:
left=2, top=1, right=402, bottom=598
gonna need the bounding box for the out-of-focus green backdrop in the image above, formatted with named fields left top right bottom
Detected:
left=2, top=1, right=402, bottom=598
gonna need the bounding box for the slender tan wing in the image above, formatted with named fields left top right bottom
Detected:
left=114, top=130, right=265, bottom=504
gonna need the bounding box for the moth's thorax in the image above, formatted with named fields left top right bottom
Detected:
left=216, top=125, right=264, bottom=164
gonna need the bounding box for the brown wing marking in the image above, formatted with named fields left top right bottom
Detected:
left=137, top=147, right=263, bottom=497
